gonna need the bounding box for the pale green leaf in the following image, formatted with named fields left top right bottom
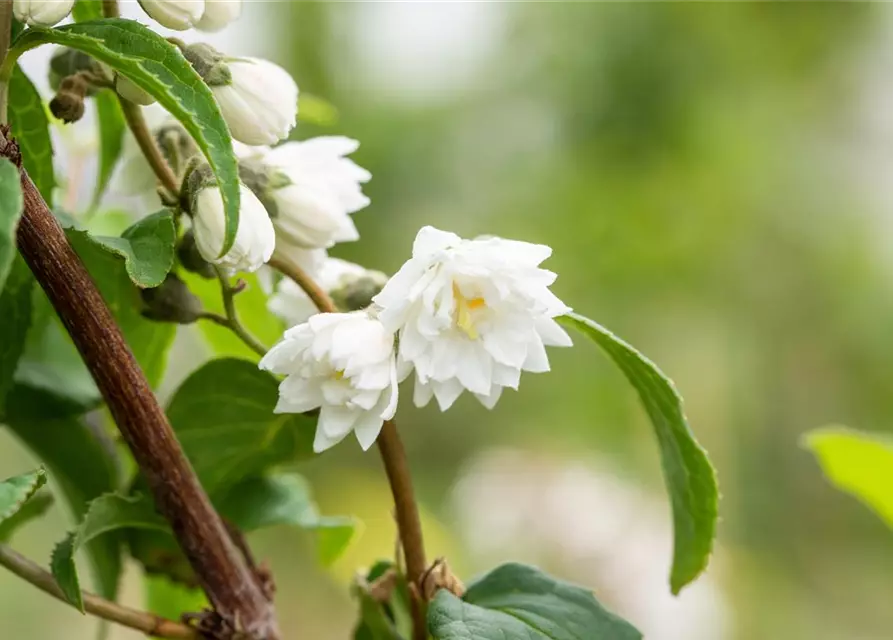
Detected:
left=0, top=492, right=53, bottom=542
left=93, top=90, right=126, bottom=205
left=803, top=427, right=893, bottom=529
left=14, top=19, right=241, bottom=253
left=72, top=0, right=103, bottom=22
left=428, top=563, right=641, bottom=640
left=0, top=157, right=24, bottom=292
left=8, top=66, right=54, bottom=205
left=51, top=493, right=167, bottom=611
left=558, top=313, right=718, bottom=594
left=0, top=467, right=46, bottom=523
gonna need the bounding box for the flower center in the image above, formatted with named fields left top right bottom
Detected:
left=453, top=283, right=487, bottom=340
left=333, top=369, right=345, bottom=380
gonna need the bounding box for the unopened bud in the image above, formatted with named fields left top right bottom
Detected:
left=50, top=75, right=89, bottom=124
left=181, top=43, right=231, bottom=86
left=49, top=49, right=101, bottom=95
left=140, top=273, right=204, bottom=324
left=176, top=230, right=216, bottom=279
left=331, top=273, right=388, bottom=312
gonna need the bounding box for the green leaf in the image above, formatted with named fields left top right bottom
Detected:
left=353, top=561, right=412, bottom=640
left=298, top=93, right=339, bottom=127
left=166, top=359, right=316, bottom=495
left=558, top=313, right=718, bottom=594
left=0, top=258, right=33, bottom=411
left=78, top=211, right=176, bottom=288
left=72, top=0, right=103, bottom=21
left=51, top=493, right=167, bottom=611
left=67, top=226, right=176, bottom=387
left=183, top=271, right=284, bottom=359
left=0, top=467, right=47, bottom=523
left=13, top=19, right=241, bottom=254
left=8, top=66, right=55, bottom=205
left=217, top=474, right=357, bottom=566
left=93, top=90, right=126, bottom=205
left=0, top=492, right=53, bottom=542
left=429, top=564, right=641, bottom=640
left=803, top=427, right=893, bottom=529
left=144, top=574, right=207, bottom=626
left=3, top=384, right=121, bottom=599
left=0, top=157, right=24, bottom=292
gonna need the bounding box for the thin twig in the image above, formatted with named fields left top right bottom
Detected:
left=268, top=255, right=337, bottom=315
left=101, top=0, right=119, bottom=18
left=270, top=254, right=429, bottom=638
left=209, top=269, right=269, bottom=357
left=118, top=98, right=179, bottom=196
left=0, top=544, right=199, bottom=639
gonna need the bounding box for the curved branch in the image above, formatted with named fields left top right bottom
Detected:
left=0, top=544, right=199, bottom=639
left=267, top=255, right=336, bottom=315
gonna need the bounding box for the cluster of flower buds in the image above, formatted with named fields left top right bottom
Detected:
left=12, top=0, right=242, bottom=29
left=261, top=227, right=572, bottom=453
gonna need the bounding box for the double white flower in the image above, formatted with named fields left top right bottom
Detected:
left=138, top=0, right=241, bottom=31
left=260, top=312, right=403, bottom=453
left=374, top=226, right=572, bottom=410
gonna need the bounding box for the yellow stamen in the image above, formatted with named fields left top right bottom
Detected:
left=453, top=283, right=485, bottom=340
left=333, top=370, right=345, bottom=380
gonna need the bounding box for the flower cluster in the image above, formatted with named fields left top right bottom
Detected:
left=13, top=0, right=240, bottom=29
left=262, top=226, right=572, bottom=452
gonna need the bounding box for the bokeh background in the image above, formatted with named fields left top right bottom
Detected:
left=3, top=2, right=893, bottom=639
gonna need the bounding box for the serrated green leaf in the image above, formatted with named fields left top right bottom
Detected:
left=0, top=467, right=46, bottom=523
left=72, top=0, right=103, bottom=21
left=183, top=270, right=283, bottom=359
left=217, top=474, right=357, bottom=566
left=0, top=492, right=53, bottom=542
left=558, top=313, right=718, bottom=594
left=0, top=157, right=24, bottom=293
left=298, top=93, right=339, bottom=127
left=803, top=427, right=893, bottom=529
left=79, top=211, right=176, bottom=288
left=429, top=563, right=641, bottom=640
left=12, top=20, right=240, bottom=255
left=8, top=66, right=54, bottom=205
left=52, top=493, right=167, bottom=611
left=166, top=359, right=315, bottom=495
left=67, top=226, right=175, bottom=386
left=144, top=574, right=207, bottom=626
left=0, top=258, right=33, bottom=411
left=3, top=384, right=120, bottom=600
left=93, top=90, right=126, bottom=205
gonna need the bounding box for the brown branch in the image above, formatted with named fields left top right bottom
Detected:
left=268, top=254, right=337, bottom=315
left=118, top=98, right=180, bottom=196
left=0, top=544, right=199, bottom=639
left=1, top=130, right=280, bottom=639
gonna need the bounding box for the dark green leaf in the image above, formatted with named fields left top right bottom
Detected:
left=52, top=493, right=167, bottom=611
left=429, top=563, right=641, bottom=640
left=93, top=90, right=126, bottom=205
left=0, top=467, right=46, bottom=523
left=0, top=258, right=33, bottom=411
left=3, top=385, right=120, bottom=599
left=72, top=0, right=103, bottom=21
left=8, top=66, right=54, bottom=205
left=166, top=359, right=316, bottom=495
left=558, top=313, right=718, bottom=594
left=803, top=427, right=893, bottom=529
left=13, top=19, right=241, bottom=254
left=218, top=474, right=356, bottom=565
left=0, top=492, right=53, bottom=542
left=67, top=226, right=176, bottom=387
left=0, top=157, right=24, bottom=292
left=80, top=211, right=176, bottom=288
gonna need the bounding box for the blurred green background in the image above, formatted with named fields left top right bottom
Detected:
left=4, top=2, right=893, bottom=639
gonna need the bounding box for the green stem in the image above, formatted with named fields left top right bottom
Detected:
left=208, top=269, right=268, bottom=358
left=0, top=0, right=14, bottom=123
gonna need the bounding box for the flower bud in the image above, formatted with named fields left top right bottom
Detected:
left=140, top=274, right=204, bottom=324
left=137, top=0, right=204, bottom=30
left=50, top=76, right=89, bottom=124
left=196, top=0, right=241, bottom=32
left=331, top=272, right=388, bottom=313
left=115, top=75, right=156, bottom=106
left=49, top=49, right=101, bottom=96
left=184, top=44, right=297, bottom=145
left=176, top=229, right=216, bottom=279
left=188, top=170, right=275, bottom=273
left=13, top=0, right=75, bottom=26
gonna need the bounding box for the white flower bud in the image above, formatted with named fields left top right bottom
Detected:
left=196, top=0, right=241, bottom=32
left=210, top=57, right=298, bottom=145
left=137, top=0, right=204, bottom=31
left=13, top=0, right=75, bottom=26
left=260, top=311, right=405, bottom=453
left=191, top=182, right=275, bottom=273
left=115, top=75, right=156, bottom=106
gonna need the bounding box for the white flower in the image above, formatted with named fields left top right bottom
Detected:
left=191, top=183, right=275, bottom=273
left=258, top=137, right=371, bottom=250
left=13, top=0, right=74, bottom=26
left=137, top=0, right=203, bottom=30
left=269, top=258, right=384, bottom=326
left=196, top=0, right=241, bottom=31
left=374, top=226, right=573, bottom=411
left=260, top=312, right=402, bottom=452
left=211, top=57, right=298, bottom=145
